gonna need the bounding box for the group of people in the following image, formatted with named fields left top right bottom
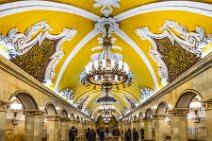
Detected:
left=69, top=127, right=78, bottom=141
left=125, top=127, right=145, bottom=141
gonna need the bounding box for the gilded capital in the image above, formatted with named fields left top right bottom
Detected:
left=152, top=114, right=166, bottom=120
left=202, top=98, right=212, bottom=111
left=46, top=115, right=61, bottom=121
left=0, top=99, right=10, bottom=112
left=24, top=110, right=45, bottom=117
left=168, top=108, right=189, bottom=116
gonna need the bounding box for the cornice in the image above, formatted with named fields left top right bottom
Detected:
left=0, top=55, right=93, bottom=120
left=120, top=52, right=212, bottom=121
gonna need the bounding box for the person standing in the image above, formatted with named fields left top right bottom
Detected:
left=141, top=127, right=144, bottom=141
left=99, top=129, right=105, bottom=141
left=133, top=128, right=139, bottom=141
left=69, top=127, right=76, bottom=141
left=91, top=129, right=96, bottom=141
left=86, top=128, right=92, bottom=141
left=125, top=129, right=131, bottom=141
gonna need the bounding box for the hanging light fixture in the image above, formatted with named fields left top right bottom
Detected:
left=190, top=97, right=202, bottom=125
left=80, top=24, right=133, bottom=93
left=99, top=104, right=115, bottom=112
left=9, top=98, right=23, bottom=126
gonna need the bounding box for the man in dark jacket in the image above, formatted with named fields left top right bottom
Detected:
left=141, top=127, right=144, bottom=141
left=133, top=128, right=139, bottom=141
left=90, top=129, right=96, bottom=141
left=69, top=127, right=76, bottom=141
left=125, top=129, right=131, bottom=141
left=99, top=129, right=105, bottom=141
left=86, top=128, right=92, bottom=141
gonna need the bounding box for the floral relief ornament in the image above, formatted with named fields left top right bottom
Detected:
left=1, top=20, right=77, bottom=84
left=93, top=0, right=120, bottom=17
left=136, top=20, right=212, bottom=86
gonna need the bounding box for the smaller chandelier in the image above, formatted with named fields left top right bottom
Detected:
left=10, top=98, right=23, bottom=126
left=99, top=104, right=115, bottom=111
left=80, top=24, right=133, bottom=93
left=190, top=97, right=202, bottom=125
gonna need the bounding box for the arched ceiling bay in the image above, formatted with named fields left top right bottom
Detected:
left=0, top=0, right=211, bottom=120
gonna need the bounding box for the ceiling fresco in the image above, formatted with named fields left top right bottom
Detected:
left=0, top=0, right=212, bottom=120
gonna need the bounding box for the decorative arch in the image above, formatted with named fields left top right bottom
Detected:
left=70, top=113, right=75, bottom=120
left=44, top=102, right=57, bottom=115
left=75, top=115, right=80, bottom=121
left=144, top=108, right=153, bottom=120
left=156, top=101, right=169, bottom=115
left=175, top=89, right=202, bottom=108
left=61, top=109, right=68, bottom=118
left=138, top=112, right=143, bottom=120
left=10, top=90, right=38, bottom=110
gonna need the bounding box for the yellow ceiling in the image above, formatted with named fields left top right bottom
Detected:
left=0, top=0, right=211, bottom=119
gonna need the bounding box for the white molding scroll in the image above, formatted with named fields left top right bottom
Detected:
left=0, top=1, right=100, bottom=21
left=114, top=1, right=212, bottom=21
left=3, top=20, right=77, bottom=84
left=115, top=29, right=159, bottom=90
left=136, top=20, right=212, bottom=85
left=93, top=0, right=120, bottom=17
left=54, top=29, right=99, bottom=90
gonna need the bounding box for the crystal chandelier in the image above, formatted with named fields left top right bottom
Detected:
left=99, top=104, right=115, bottom=112
left=80, top=24, right=133, bottom=93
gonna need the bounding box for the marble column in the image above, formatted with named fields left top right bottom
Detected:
left=47, top=115, right=61, bottom=141
left=202, top=98, right=212, bottom=141
left=153, top=115, right=166, bottom=141
left=143, top=119, right=153, bottom=140
left=24, top=110, right=44, bottom=141
left=0, top=100, right=9, bottom=141
left=60, top=118, right=70, bottom=141
left=169, top=108, right=189, bottom=141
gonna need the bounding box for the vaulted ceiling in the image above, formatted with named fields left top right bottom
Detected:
left=0, top=0, right=211, bottom=120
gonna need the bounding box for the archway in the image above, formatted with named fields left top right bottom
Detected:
left=174, top=90, right=206, bottom=140
left=44, top=102, right=57, bottom=115
left=7, top=91, right=39, bottom=141
left=156, top=101, right=169, bottom=115
left=61, top=109, right=68, bottom=118
left=145, top=108, right=153, bottom=120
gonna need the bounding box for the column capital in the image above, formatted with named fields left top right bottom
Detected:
left=60, top=117, right=70, bottom=122
left=46, top=115, right=61, bottom=121
left=168, top=108, right=190, bottom=116
left=152, top=114, right=166, bottom=120
left=201, top=98, right=212, bottom=111
left=0, top=99, right=10, bottom=112
left=24, top=110, right=45, bottom=116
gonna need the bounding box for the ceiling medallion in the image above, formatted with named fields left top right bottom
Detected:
left=93, top=0, right=120, bottom=17
left=80, top=24, right=133, bottom=93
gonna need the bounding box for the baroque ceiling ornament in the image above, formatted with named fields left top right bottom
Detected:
left=136, top=20, right=212, bottom=86
left=59, top=88, right=74, bottom=103
left=93, top=0, right=120, bottom=17
left=2, top=20, right=77, bottom=84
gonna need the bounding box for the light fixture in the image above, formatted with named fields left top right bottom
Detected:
left=190, top=97, right=202, bottom=125
left=9, top=98, right=22, bottom=126
left=165, top=116, right=171, bottom=125
left=99, top=104, right=115, bottom=112
left=80, top=24, right=133, bottom=93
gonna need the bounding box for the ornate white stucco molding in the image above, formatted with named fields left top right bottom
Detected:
left=136, top=20, right=212, bottom=85
left=59, top=88, right=74, bottom=103
left=2, top=20, right=77, bottom=84
left=114, top=1, right=212, bottom=21
left=93, top=0, right=120, bottom=17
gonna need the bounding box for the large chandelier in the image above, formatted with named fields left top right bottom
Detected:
left=80, top=24, right=133, bottom=93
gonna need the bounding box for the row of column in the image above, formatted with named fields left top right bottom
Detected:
left=0, top=100, right=94, bottom=141
left=119, top=104, right=212, bottom=141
